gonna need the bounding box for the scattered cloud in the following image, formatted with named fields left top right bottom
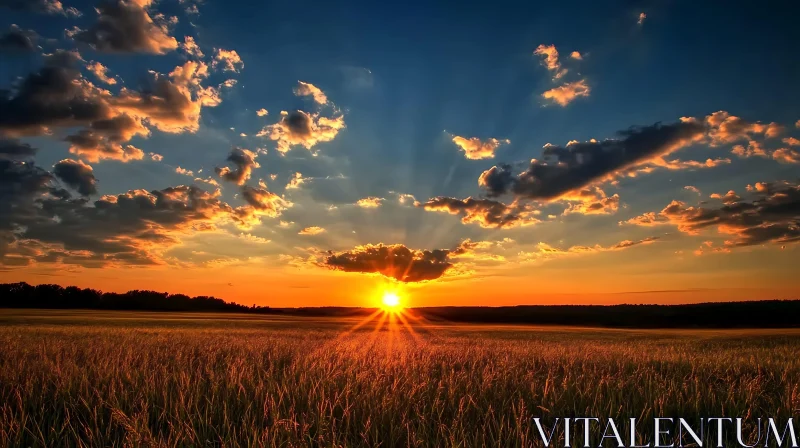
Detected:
left=258, top=110, right=345, bottom=154
left=637, top=12, right=647, bottom=26
left=180, top=35, right=203, bottom=58
left=256, top=108, right=268, bottom=117
left=86, top=61, right=116, bottom=85
left=542, top=79, right=590, bottom=106
left=285, top=172, right=306, bottom=190
left=684, top=185, right=701, bottom=195
left=533, top=44, right=567, bottom=79
left=622, top=181, right=800, bottom=248
left=519, top=237, right=659, bottom=262
left=215, top=147, right=259, bottom=185
left=299, top=226, right=325, bottom=235
left=419, top=197, right=538, bottom=228
left=560, top=187, right=620, bottom=215
left=73, top=0, right=178, bottom=54
left=479, top=119, right=705, bottom=200
left=356, top=197, right=384, bottom=208
left=451, top=135, right=510, bottom=160
left=0, top=0, right=80, bottom=17
left=294, top=81, right=328, bottom=105
left=772, top=148, right=800, bottom=164
left=52, top=159, right=97, bottom=196
left=570, top=51, right=582, bottom=60
left=0, top=25, right=38, bottom=52
left=213, top=48, right=243, bottom=72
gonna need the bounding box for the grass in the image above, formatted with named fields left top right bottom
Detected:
left=0, top=309, right=798, bottom=447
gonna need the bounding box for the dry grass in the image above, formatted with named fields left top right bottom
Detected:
left=0, top=310, right=798, bottom=447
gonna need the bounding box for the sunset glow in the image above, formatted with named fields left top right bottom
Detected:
left=381, top=292, right=402, bottom=311
left=0, top=0, right=797, bottom=307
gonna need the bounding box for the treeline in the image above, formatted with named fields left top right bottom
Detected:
left=0, top=282, right=273, bottom=314
left=2, top=282, right=799, bottom=328
left=416, top=302, right=800, bottom=328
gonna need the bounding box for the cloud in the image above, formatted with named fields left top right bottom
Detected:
left=451, top=135, right=510, bottom=160
left=73, top=0, right=178, bottom=54
left=419, top=197, right=538, bottom=228
left=705, top=111, right=782, bottom=145
left=175, top=166, right=193, bottom=176
left=294, top=81, right=328, bottom=105
left=533, top=44, right=567, bottom=79
left=519, top=237, right=659, bottom=261
left=783, top=137, right=800, bottom=146
left=240, top=185, right=287, bottom=217
left=298, top=226, right=325, bottom=235
left=215, top=147, right=259, bottom=185
left=570, top=51, right=582, bottom=60
left=356, top=197, right=384, bottom=208
left=709, top=190, right=741, bottom=204
left=0, top=0, right=80, bottom=16
left=479, top=119, right=706, bottom=200
left=0, top=139, right=37, bottom=160
left=256, top=108, right=268, bottom=117
left=258, top=110, right=345, bottom=154
left=684, top=185, right=701, bottom=195
left=622, top=181, right=800, bottom=248
left=560, top=187, right=620, bottom=215
left=213, top=48, right=243, bottom=72
left=53, top=159, right=97, bottom=196
left=86, top=61, right=116, bottom=85
left=113, top=60, right=222, bottom=134
left=0, top=159, right=260, bottom=267
left=0, top=25, right=37, bottom=52
left=638, top=12, right=647, bottom=25
left=64, top=114, right=149, bottom=162
left=285, top=172, right=306, bottom=190
left=180, top=36, right=203, bottom=58
left=0, top=54, right=222, bottom=161
left=320, top=243, right=453, bottom=282
left=731, top=140, right=768, bottom=158
left=542, top=79, right=590, bottom=106
left=772, top=148, right=800, bottom=164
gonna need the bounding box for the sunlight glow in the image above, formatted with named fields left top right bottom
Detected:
left=381, top=291, right=401, bottom=311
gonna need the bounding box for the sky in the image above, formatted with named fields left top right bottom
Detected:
left=0, top=0, right=798, bottom=307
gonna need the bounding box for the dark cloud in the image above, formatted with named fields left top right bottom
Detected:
left=622, top=181, right=800, bottom=248
left=258, top=110, right=345, bottom=154
left=0, top=139, right=37, bottom=160
left=322, top=244, right=453, bottom=282
left=0, top=50, right=113, bottom=137
left=73, top=0, right=177, bottom=54
left=0, top=57, right=219, bottom=160
left=0, top=25, right=37, bottom=52
left=240, top=185, right=287, bottom=217
left=419, top=197, right=538, bottom=228
left=479, top=120, right=706, bottom=200
left=53, top=159, right=97, bottom=196
left=0, top=158, right=274, bottom=267
left=215, top=147, right=259, bottom=185
left=0, top=0, right=80, bottom=16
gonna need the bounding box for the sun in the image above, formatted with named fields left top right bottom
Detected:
left=380, top=291, right=402, bottom=311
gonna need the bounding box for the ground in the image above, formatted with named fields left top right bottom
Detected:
left=0, top=309, right=798, bottom=447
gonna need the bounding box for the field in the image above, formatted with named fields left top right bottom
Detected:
left=0, top=310, right=798, bottom=447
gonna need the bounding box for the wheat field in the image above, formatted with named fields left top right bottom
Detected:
left=0, top=310, right=798, bottom=447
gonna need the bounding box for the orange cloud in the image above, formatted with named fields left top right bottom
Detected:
left=294, top=81, right=328, bottom=105
left=258, top=110, right=345, bottom=154
left=213, top=48, right=243, bottom=72
left=451, top=135, right=510, bottom=160
left=419, top=197, right=539, bottom=228
left=772, top=148, right=800, bottom=164
left=542, top=79, right=590, bottom=106
left=298, top=226, right=325, bottom=235
left=356, top=197, right=384, bottom=208
left=86, top=61, right=116, bottom=84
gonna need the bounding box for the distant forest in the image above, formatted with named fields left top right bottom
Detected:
left=2, top=282, right=799, bottom=328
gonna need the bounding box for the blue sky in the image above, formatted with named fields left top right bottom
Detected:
left=0, top=0, right=798, bottom=306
